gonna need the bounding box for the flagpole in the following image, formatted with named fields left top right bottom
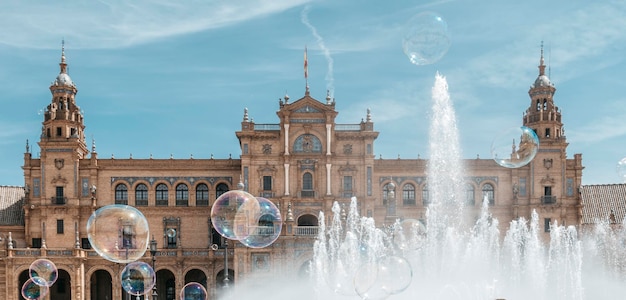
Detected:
left=304, top=46, right=309, bottom=95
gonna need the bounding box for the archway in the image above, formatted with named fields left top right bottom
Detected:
left=49, top=269, right=71, bottom=300
left=156, top=269, right=176, bottom=300
left=184, top=269, right=207, bottom=286
left=90, top=270, right=112, bottom=300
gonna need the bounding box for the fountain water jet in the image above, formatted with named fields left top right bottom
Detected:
left=309, top=73, right=626, bottom=300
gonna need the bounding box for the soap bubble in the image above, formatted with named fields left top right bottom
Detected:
left=29, top=259, right=58, bottom=287
left=402, top=11, right=451, bottom=66
left=491, top=126, right=539, bottom=168
left=180, top=282, right=208, bottom=300
left=354, top=261, right=391, bottom=300
left=120, top=261, right=156, bottom=296
left=21, top=278, right=49, bottom=300
left=211, top=190, right=260, bottom=241
left=617, top=157, right=626, bottom=183
left=239, top=197, right=283, bottom=248
left=378, top=256, right=413, bottom=294
left=87, top=204, right=150, bottom=263
left=393, top=219, right=426, bottom=251
left=354, top=256, right=412, bottom=299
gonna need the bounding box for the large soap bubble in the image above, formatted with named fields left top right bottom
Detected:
left=180, top=282, right=208, bottom=300
left=402, top=11, right=451, bottom=66
left=21, top=278, right=49, bottom=300
left=87, top=204, right=150, bottom=263
left=29, top=259, right=58, bottom=287
left=211, top=190, right=260, bottom=241
left=239, top=197, right=283, bottom=248
left=121, top=261, right=156, bottom=296
left=491, top=126, right=539, bottom=168
left=354, top=256, right=412, bottom=300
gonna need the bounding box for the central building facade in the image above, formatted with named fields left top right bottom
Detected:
left=0, top=46, right=583, bottom=299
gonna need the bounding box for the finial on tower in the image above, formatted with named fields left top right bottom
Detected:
left=538, top=41, right=546, bottom=76
left=243, top=108, right=249, bottom=122
left=60, top=39, right=68, bottom=74
left=25, top=139, right=29, bottom=153
left=366, top=108, right=371, bottom=122
left=326, top=90, right=331, bottom=104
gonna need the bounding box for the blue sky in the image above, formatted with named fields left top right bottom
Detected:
left=0, top=0, right=624, bottom=186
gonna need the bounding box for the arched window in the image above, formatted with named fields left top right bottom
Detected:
left=135, top=184, right=148, bottom=206
left=156, top=183, right=169, bottom=206
left=302, top=173, right=314, bottom=197
left=115, top=184, right=128, bottom=205
left=196, top=183, right=209, bottom=206
left=176, top=183, right=189, bottom=206
left=216, top=183, right=229, bottom=199
left=402, top=184, right=416, bottom=205
left=466, top=184, right=475, bottom=206
left=422, top=185, right=430, bottom=206
left=293, top=134, right=322, bottom=153
left=482, top=183, right=495, bottom=205
left=382, top=183, right=393, bottom=205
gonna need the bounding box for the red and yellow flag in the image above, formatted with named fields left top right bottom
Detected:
left=304, top=46, right=308, bottom=80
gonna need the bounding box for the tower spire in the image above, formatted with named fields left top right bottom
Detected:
left=60, top=39, right=68, bottom=74
left=538, top=41, right=546, bottom=76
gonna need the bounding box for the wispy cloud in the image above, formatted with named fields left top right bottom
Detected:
left=567, top=100, right=626, bottom=144
left=0, top=0, right=311, bottom=49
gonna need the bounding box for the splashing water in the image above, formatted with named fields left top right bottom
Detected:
left=309, top=73, right=626, bottom=300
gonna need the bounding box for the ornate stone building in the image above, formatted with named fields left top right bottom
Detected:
left=0, top=45, right=584, bottom=300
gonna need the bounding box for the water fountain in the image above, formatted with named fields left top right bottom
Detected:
left=224, top=73, right=626, bottom=300
left=310, top=73, right=626, bottom=300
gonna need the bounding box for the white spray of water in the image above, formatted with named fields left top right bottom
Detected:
left=301, top=5, right=334, bottom=96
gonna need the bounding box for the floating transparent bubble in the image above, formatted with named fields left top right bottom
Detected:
left=29, top=259, right=58, bottom=287
left=491, top=126, right=539, bottom=168
left=617, top=157, right=626, bottom=183
left=86, top=204, right=150, bottom=263
left=180, top=282, right=208, bottom=300
left=402, top=11, right=451, bottom=66
left=21, top=278, right=49, bottom=300
left=378, top=256, right=413, bottom=294
left=393, top=219, right=426, bottom=251
left=120, top=261, right=156, bottom=296
left=354, top=261, right=391, bottom=300
left=240, top=197, right=283, bottom=248
left=211, top=190, right=260, bottom=241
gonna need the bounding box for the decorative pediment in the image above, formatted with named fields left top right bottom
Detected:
left=540, top=175, right=555, bottom=185
left=258, top=162, right=277, bottom=175
left=339, top=163, right=357, bottom=175
left=51, top=174, right=68, bottom=185
left=294, top=105, right=321, bottom=113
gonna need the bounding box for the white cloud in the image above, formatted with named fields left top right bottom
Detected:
left=0, top=0, right=311, bottom=49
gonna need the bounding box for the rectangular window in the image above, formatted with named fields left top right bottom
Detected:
left=81, top=178, right=89, bottom=197
left=366, top=144, right=372, bottom=155
left=33, top=178, right=40, bottom=197
left=57, top=219, right=64, bottom=234
left=367, top=167, right=372, bottom=196
left=263, top=176, right=272, bottom=191
left=545, top=128, right=550, bottom=138
left=81, top=238, right=91, bottom=249
left=519, top=177, right=527, bottom=196
left=32, top=238, right=42, bottom=248
left=544, top=218, right=551, bottom=232
left=55, top=186, right=65, bottom=204
left=243, top=144, right=249, bottom=154
left=567, top=178, right=574, bottom=196
left=56, top=127, right=62, bottom=136
left=343, top=176, right=353, bottom=198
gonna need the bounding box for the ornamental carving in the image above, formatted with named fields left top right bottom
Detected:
left=343, top=144, right=352, bottom=154
left=262, top=144, right=272, bottom=154
left=54, top=158, right=64, bottom=170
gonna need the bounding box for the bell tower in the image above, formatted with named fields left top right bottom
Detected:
left=35, top=42, right=88, bottom=206
left=523, top=43, right=564, bottom=143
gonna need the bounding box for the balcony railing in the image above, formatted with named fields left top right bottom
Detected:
left=259, top=191, right=274, bottom=198
left=295, top=226, right=319, bottom=236
left=300, top=190, right=315, bottom=198
left=51, top=196, right=67, bottom=205
left=542, top=196, right=557, bottom=204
